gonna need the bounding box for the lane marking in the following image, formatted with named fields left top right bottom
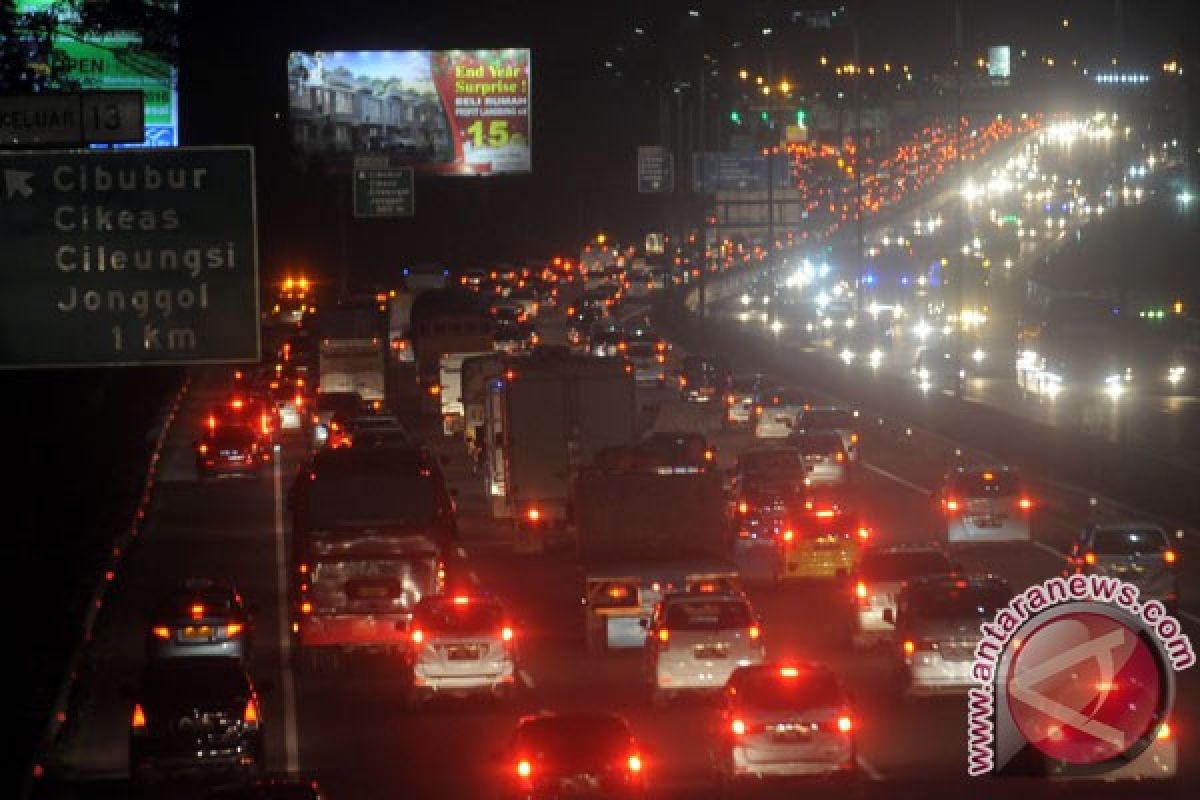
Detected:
left=272, top=450, right=300, bottom=775
left=857, top=756, right=884, bottom=781
left=862, top=462, right=933, bottom=496
left=1032, top=540, right=1066, bottom=561
left=519, top=669, right=536, bottom=689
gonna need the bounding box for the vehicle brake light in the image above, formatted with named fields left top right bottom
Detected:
left=1164, top=550, right=1177, bottom=564
left=657, top=628, right=670, bottom=643
left=779, top=666, right=799, bottom=678
left=748, top=625, right=761, bottom=640
left=243, top=699, right=260, bottom=728
left=850, top=433, right=859, bottom=444
left=1018, top=497, right=1033, bottom=511
left=815, top=509, right=836, bottom=518
left=300, top=601, right=313, bottom=615
left=501, top=626, right=514, bottom=642
left=1157, top=722, right=1171, bottom=740
left=516, top=759, right=532, bottom=778
left=231, top=398, right=244, bottom=410
left=731, top=718, right=746, bottom=736
left=189, top=603, right=205, bottom=620
left=526, top=507, right=541, bottom=522
left=1084, top=552, right=1097, bottom=566
left=198, top=443, right=209, bottom=455
left=151, top=625, right=171, bottom=639
left=726, top=394, right=735, bottom=405
left=835, top=451, right=845, bottom=463
left=428, top=384, right=441, bottom=396
left=411, top=629, right=424, bottom=644
left=738, top=501, right=748, bottom=514
left=903, top=640, right=916, bottom=656
left=225, top=622, right=245, bottom=637
left=855, top=581, right=868, bottom=600
left=704, top=449, right=715, bottom=462
left=453, top=595, right=470, bottom=606
left=857, top=527, right=871, bottom=540
left=944, top=498, right=959, bottom=513
left=837, top=715, right=853, bottom=733
left=132, top=703, right=146, bottom=730
left=627, top=754, right=642, bottom=773
left=782, top=529, right=794, bottom=542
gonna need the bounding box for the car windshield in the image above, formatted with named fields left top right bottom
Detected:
left=741, top=450, right=804, bottom=476
left=793, top=434, right=844, bottom=455
left=911, top=586, right=1011, bottom=620
left=664, top=600, right=753, bottom=630
left=1092, top=528, right=1169, bottom=556
left=208, top=427, right=257, bottom=448
left=517, top=716, right=630, bottom=762
left=952, top=471, right=1020, bottom=497
left=733, top=669, right=843, bottom=711
left=416, top=600, right=505, bottom=633
left=859, top=551, right=953, bottom=581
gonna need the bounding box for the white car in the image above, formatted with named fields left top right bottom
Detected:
left=851, top=545, right=956, bottom=648
left=644, top=591, right=764, bottom=705
left=791, top=431, right=849, bottom=487
left=940, top=465, right=1033, bottom=544
left=794, top=406, right=860, bottom=462
left=406, top=594, right=518, bottom=707
left=753, top=389, right=806, bottom=439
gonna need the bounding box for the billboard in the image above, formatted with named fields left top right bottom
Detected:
left=15, top=0, right=180, bottom=148
left=988, top=45, right=1012, bottom=80
left=287, top=49, right=531, bottom=175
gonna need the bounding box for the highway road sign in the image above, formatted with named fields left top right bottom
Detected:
left=638, top=146, right=674, bottom=193
left=0, top=147, right=260, bottom=368
left=353, top=157, right=414, bottom=217
left=0, top=91, right=144, bottom=147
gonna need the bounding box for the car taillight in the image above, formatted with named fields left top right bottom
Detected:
left=226, top=622, right=245, bottom=637
left=516, top=759, right=532, bottom=778
left=1164, top=550, right=1177, bottom=564
left=501, top=626, right=515, bottom=642
left=782, top=529, right=794, bottom=542
left=943, top=498, right=959, bottom=513
left=151, top=625, right=170, bottom=639
left=132, top=703, right=146, bottom=731
left=855, top=581, right=868, bottom=602
left=1084, top=552, right=1097, bottom=566
left=299, top=601, right=313, bottom=615
left=836, top=715, right=854, bottom=733
left=835, top=451, right=845, bottom=463
left=850, top=433, right=859, bottom=445
left=526, top=507, right=541, bottom=523
left=190, top=603, right=205, bottom=620
left=657, top=628, right=669, bottom=643
left=903, top=640, right=916, bottom=656
left=857, top=527, right=871, bottom=540
left=726, top=394, right=735, bottom=405
left=1018, top=497, right=1033, bottom=511
left=243, top=698, right=260, bottom=728
left=627, top=754, right=642, bottom=773
left=731, top=718, right=746, bottom=736
left=747, top=625, right=761, bottom=640
left=198, top=443, right=209, bottom=455
left=1157, top=722, right=1172, bottom=740
left=738, top=501, right=748, bottom=514
left=411, top=629, right=425, bottom=645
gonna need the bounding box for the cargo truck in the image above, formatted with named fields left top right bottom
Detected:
left=317, top=303, right=387, bottom=411
left=576, top=450, right=735, bottom=652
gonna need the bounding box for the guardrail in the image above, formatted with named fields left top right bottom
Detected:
left=23, top=374, right=191, bottom=799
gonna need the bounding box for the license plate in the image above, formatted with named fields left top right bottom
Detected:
left=357, top=586, right=389, bottom=598
left=772, top=730, right=812, bottom=744
left=973, top=516, right=1003, bottom=528
left=447, top=645, right=481, bottom=661
left=219, top=449, right=240, bottom=458
left=694, top=645, right=728, bottom=659
left=182, top=625, right=212, bottom=640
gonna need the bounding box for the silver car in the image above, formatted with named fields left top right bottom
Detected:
left=1070, top=523, right=1179, bottom=612
left=626, top=342, right=666, bottom=387
left=724, top=375, right=762, bottom=428
left=851, top=545, right=956, bottom=648
left=145, top=580, right=252, bottom=662
left=645, top=591, right=765, bottom=704
left=890, top=575, right=1012, bottom=695
left=715, top=663, right=857, bottom=781
left=406, top=594, right=518, bottom=707
left=790, top=431, right=849, bottom=487
left=794, top=406, right=861, bottom=462
left=941, top=465, right=1032, bottom=544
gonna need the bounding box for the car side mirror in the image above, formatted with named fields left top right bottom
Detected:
left=882, top=608, right=895, bottom=625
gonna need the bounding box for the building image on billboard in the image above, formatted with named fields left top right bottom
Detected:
left=287, top=49, right=531, bottom=175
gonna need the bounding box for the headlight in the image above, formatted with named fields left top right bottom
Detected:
left=972, top=348, right=986, bottom=364
left=1168, top=366, right=1186, bottom=385
left=1104, top=374, right=1124, bottom=399
left=868, top=349, right=884, bottom=368
left=840, top=348, right=856, bottom=365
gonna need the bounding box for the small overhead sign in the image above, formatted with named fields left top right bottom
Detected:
left=638, top=146, right=674, bottom=193
left=0, top=147, right=260, bottom=368
left=353, top=156, right=415, bottom=218
left=0, top=91, right=145, bottom=146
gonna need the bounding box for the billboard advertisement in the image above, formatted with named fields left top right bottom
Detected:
left=15, top=0, right=179, bottom=148
left=988, top=45, right=1012, bottom=80
left=287, top=49, right=531, bottom=175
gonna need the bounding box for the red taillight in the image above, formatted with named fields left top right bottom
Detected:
left=226, top=622, right=245, bottom=637
left=1018, top=497, right=1033, bottom=511
left=731, top=718, right=746, bottom=736
left=1084, top=552, right=1097, bottom=566
left=835, top=451, right=845, bottom=463
left=815, top=509, right=836, bottom=518
left=151, top=625, right=170, bottom=639
left=243, top=698, right=260, bottom=728
left=627, top=754, right=642, bottom=773
left=857, top=526, right=871, bottom=540
left=516, top=759, right=532, bottom=778
left=300, top=601, right=313, bottom=615
left=855, top=581, right=868, bottom=601
left=903, top=640, right=916, bottom=656
left=189, top=603, right=205, bottom=620
left=837, top=715, right=853, bottom=733
left=198, top=443, right=209, bottom=455
left=782, top=529, right=795, bottom=542
left=944, top=498, right=959, bottom=513
left=1164, top=549, right=1177, bottom=564
left=1157, top=722, right=1172, bottom=740
left=657, top=628, right=670, bottom=643
left=132, top=703, right=146, bottom=730
left=526, top=507, right=541, bottom=522
left=738, top=501, right=748, bottom=515
left=726, top=394, right=736, bottom=405
left=411, top=629, right=425, bottom=645
left=747, top=625, right=761, bottom=640
left=501, top=626, right=515, bottom=642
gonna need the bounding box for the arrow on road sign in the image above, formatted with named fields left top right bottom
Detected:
left=4, top=169, right=34, bottom=199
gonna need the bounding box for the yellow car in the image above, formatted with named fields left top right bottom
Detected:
left=778, top=504, right=870, bottom=580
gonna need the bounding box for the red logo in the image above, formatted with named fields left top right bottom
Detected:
left=1006, top=611, right=1163, bottom=764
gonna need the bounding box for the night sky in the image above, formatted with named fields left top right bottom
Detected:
left=175, top=0, right=1195, bottom=289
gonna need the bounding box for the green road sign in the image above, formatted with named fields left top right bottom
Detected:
left=353, top=160, right=415, bottom=218
left=0, top=147, right=260, bottom=368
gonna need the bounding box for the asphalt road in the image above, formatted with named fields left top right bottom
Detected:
left=40, top=315, right=1198, bottom=799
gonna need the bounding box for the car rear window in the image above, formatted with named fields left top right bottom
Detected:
left=741, top=449, right=804, bottom=476
left=517, top=716, right=631, bottom=761
left=793, top=434, right=844, bottom=455
left=158, top=589, right=237, bottom=619
left=209, top=427, right=257, bottom=448
left=733, top=669, right=843, bottom=711
left=627, top=344, right=656, bottom=358
left=664, top=600, right=753, bottom=630
left=911, top=585, right=1011, bottom=620
left=317, top=392, right=363, bottom=415
left=952, top=471, right=1020, bottom=497
left=415, top=600, right=505, bottom=634
left=859, top=551, right=953, bottom=581
left=1092, top=529, right=1169, bottom=556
